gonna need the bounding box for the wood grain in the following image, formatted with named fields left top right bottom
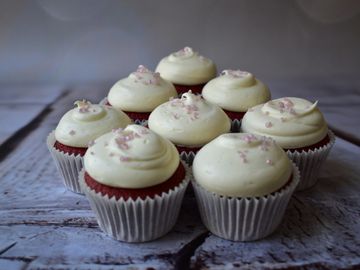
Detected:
left=0, top=84, right=360, bottom=269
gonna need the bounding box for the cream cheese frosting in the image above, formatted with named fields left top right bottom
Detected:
left=202, top=69, right=271, bottom=112
left=155, top=47, right=217, bottom=85
left=148, top=91, right=231, bottom=147
left=193, top=133, right=292, bottom=197
left=241, top=97, right=328, bottom=149
left=84, top=125, right=180, bottom=189
left=55, top=100, right=132, bottom=148
left=107, top=65, right=177, bottom=112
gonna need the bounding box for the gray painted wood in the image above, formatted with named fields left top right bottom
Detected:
left=0, top=84, right=360, bottom=269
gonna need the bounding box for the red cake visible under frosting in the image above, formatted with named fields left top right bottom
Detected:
left=54, top=141, right=87, bottom=156
left=106, top=101, right=149, bottom=121
left=173, top=83, right=205, bottom=95
left=285, top=134, right=331, bottom=153
left=223, top=110, right=246, bottom=121
left=84, top=162, right=186, bottom=200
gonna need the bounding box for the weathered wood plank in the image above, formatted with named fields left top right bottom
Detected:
left=0, top=85, right=65, bottom=148
left=0, top=85, right=64, bottom=104
left=190, top=138, right=360, bottom=269
left=0, top=198, right=207, bottom=270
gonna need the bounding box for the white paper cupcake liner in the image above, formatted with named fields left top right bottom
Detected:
left=286, top=130, right=335, bottom=191
left=231, top=119, right=242, bottom=132
left=179, top=151, right=196, bottom=165
left=193, top=162, right=300, bottom=242
left=79, top=162, right=190, bottom=242
left=46, top=131, right=84, bottom=194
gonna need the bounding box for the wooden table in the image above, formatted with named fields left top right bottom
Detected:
left=1, top=81, right=360, bottom=270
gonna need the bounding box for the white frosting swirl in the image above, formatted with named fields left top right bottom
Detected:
left=84, top=125, right=180, bottom=188
left=108, top=65, right=177, bottom=112
left=241, top=97, right=328, bottom=149
left=193, top=133, right=292, bottom=197
left=148, top=91, right=231, bottom=147
left=155, top=47, right=216, bottom=85
left=55, top=100, right=132, bottom=147
left=202, top=69, right=271, bottom=112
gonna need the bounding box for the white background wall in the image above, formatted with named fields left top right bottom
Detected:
left=0, top=0, right=359, bottom=86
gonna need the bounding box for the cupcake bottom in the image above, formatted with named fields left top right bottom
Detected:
left=286, top=130, right=335, bottom=191
left=193, top=163, right=300, bottom=242
left=54, top=140, right=87, bottom=156
left=80, top=162, right=190, bottom=242
left=173, top=83, right=206, bottom=95
left=47, top=131, right=84, bottom=194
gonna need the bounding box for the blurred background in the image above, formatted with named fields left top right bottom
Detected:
left=0, top=0, right=359, bottom=88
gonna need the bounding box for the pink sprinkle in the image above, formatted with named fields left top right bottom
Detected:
left=265, top=122, right=273, bottom=128
left=242, top=134, right=258, bottom=144
left=120, top=156, right=131, bottom=162
left=237, top=150, right=248, bottom=163
left=69, top=130, right=76, bottom=136
left=266, top=159, right=273, bottom=166
left=140, top=128, right=150, bottom=135
left=260, top=137, right=273, bottom=151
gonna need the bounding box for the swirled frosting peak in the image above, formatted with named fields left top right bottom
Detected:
left=108, top=65, right=177, bottom=112
left=193, top=133, right=292, bottom=197
left=84, top=125, right=180, bottom=188
left=202, top=69, right=270, bottom=112
left=241, top=97, right=328, bottom=149
left=55, top=100, right=131, bottom=147
left=155, top=47, right=217, bottom=85
left=148, top=91, right=231, bottom=147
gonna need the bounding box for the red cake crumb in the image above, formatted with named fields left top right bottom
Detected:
left=285, top=134, right=331, bottom=153
left=54, top=141, right=87, bottom=156
left=173, top=83, right=206, bottom=95
left=223, top=110, right=246, bottom=121
left=84, top=163, right=186, bottom=200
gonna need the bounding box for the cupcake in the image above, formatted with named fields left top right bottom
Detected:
left=107, top=65, right=177, bottom=123
left=192, top=133, right=300, bottom=241
left=148, top=91, right=231, bottom=164
left=202, top=69, right=270, bottom=131
left=241, top=97, right=335, bottom=190
left=47, top=100, right=131, bottom=193
left=155, top=47, right=216, bottom=94
left=79, top=125, right=190, bottom=242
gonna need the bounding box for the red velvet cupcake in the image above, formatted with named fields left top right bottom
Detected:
left=79, top=125, right=190, bottom=242
left=148, top=91, right=231, bottom=165
left=155, top=47, right=216, bottom=95
left=47, top=100, right=131, bottom=193
left=202, top=69, right=271, bottom=132
left=241, top=97, right=335, bottom=190
left=106, top=65, right=177, bottom=124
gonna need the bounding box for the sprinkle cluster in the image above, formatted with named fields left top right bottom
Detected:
left=221, top=70, right=250, bottom=78
left=173, top=46, right=194, bottom=57
left=132, top=65, right=161, bottom=85
left=169, top=92, right=202, bottom=121
left=278, top=98, right=297, bottom=115
left=237, top=135, right=275, bottom=166
left=74, top=100, right=91, bottom=113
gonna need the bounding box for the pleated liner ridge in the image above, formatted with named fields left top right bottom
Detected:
left=287, top=130, right=335, bottom=191
left=47, top=131, right=84, bottom=194
left=79, top=162, right=190, bottom=242
left=193, top=162, right=300, bottom=242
